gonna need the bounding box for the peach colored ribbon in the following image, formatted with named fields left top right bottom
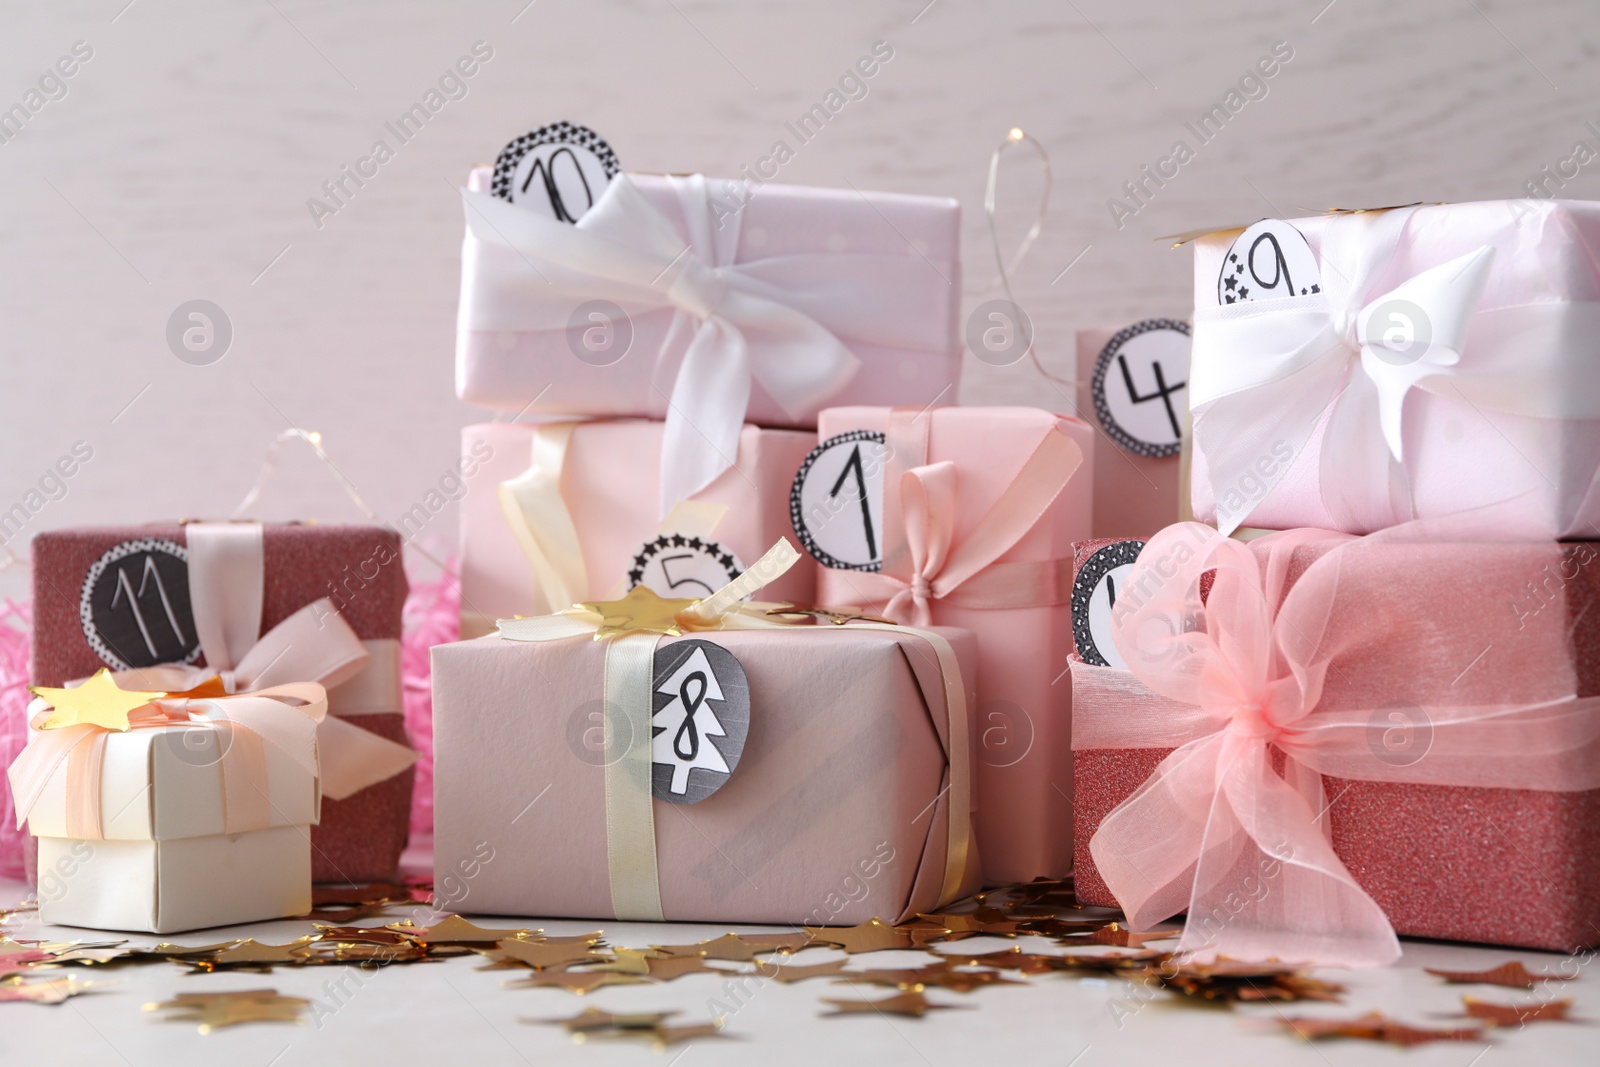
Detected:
left=1082, top=521, right=1600, bottom=967
left=9, top=682, right=327, bottom=840
left=864, top=410, right=1083, bottom=628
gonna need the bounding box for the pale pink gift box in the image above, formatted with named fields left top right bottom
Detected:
left=455, top=166, right=962, bottom=423
left=808, top=407, right=1093, bottom=885
left=1189, top=201, right=1600, bottom=536
left=431, top=625, right=981, bottom=924
left=458, top=421, right=816, bottom=638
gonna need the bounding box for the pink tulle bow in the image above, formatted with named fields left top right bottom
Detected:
left=1088, top=521, right=1600, bottom=967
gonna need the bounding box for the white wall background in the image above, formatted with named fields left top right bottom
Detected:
left=2, top=0, right=1597, bottom=597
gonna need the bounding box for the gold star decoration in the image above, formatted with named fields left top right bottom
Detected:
left=503, top=970, right=648, bottom=995
left=144, top=989, right=310, bottom=1032
left=1275, top=1011, right=1485, bottom=1047
left=1461, top=997, right=1573, bottom=1026
left=534, top=1007, right=727, bottom=1050
left=804, top=918, right=925, bottom=954
left=821, top=990, right=965, bottom=1018
left=390, top=915, right=536, bottom=946
left=754, top=957, right=853, bottom=983
left=28, top=669, right=165, bottom=732
left=187, top=938, right=316, bottom=972
left=473, top=937, right=606, bottom=972
left=0, top=975, right=99, bottom=1003
left=651, top=933, right=768, bottom=963
left=1426, top=961, right=1571, bottom=989
left=578, top=585, right=700, bottom=640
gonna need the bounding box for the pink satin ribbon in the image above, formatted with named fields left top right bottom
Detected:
left=1082, top=520, right=1600, bottom=967
left=855, top=409, right=1085, bottom=627
left=9, top=682, right=327, bottom=840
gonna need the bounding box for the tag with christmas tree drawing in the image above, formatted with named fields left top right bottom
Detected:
left=650, top=640, right=750, bottom=804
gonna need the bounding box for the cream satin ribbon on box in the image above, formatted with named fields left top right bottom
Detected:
left=82, top=523, right=413, bottom=801
left=1189, top=206, right=1600, bottom=535
left=9, top=681, right=329, bottom=840
left=496, top=539, right=975, bottom=922
left=461, top=174, right=953, bottom=516
left=837, top=409, right=1085, bottom=626
left=496, top=420, right=731, bottom=614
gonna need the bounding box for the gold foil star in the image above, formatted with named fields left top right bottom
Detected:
left=578, top=586, right=699, bottom=640
left=29, top=669, right=165, bottom=732
left=144, top=989, right=310, bottom=1032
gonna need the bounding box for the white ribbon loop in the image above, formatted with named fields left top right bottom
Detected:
left=460, top=175, right=870, bottom=515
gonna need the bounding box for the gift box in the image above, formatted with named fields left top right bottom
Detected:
left=1076, top=321, right=1190, bottom=539
left=432, top=544, right=980, bottom=924
left=458, top=420, right=816, bottom=638
left=1072, top=522, right=1600, bottom=962
left=1187, top=201, right=1600, bottom=536
left=30, top=523, right=417, bottom=883
left=456, top=167, right=962, bottom=512
left=806, top=407, right=1093, bottom=885
left=11, top=677, right=324, bottom=933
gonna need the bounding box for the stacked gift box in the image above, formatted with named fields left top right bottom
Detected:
left=1070, top=202, right=1600, bottom=963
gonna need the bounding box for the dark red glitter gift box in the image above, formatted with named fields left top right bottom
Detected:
left=29, top=523, right=414, bottom=884
left=1069, top=534, right=1600, bottom=953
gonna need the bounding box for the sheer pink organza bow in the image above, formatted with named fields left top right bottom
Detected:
left=1087, top=521, right=1600, bottom=967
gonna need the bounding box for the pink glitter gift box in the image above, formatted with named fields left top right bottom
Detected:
left=1071, top=528, right=1600, bottom=955
left=807, top=407, right=1094, bottom=886
left=30, top=524, right=415, bottom=884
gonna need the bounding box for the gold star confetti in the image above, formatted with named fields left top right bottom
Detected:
left=144, top=989, right=310, bottom=1032
left=755, top=958, right=852, bottom=983
left=188, top=938, right=316, bottom=972
left=1086, top=923, right=1175, bottom=948
left=474, top=938, right=606, bottom=972
left=578, top=585, right=700, bottom=639
left=1426, top=961, right=1570, bottom=989
left=503, top=970, right=648, bottom=995
left=1276, top=1011, right=1485, bottom=1047
left=28, top=669, right=165, bottom=732
left=804, top=918, right=924, bottom=954
left=0, top=975, right=99, bottom=1003
left=1461, top=997, right=1573, bottom=1026
left=821, top=990, right=965, bottom=1018
left=390, top=915, right=536, bottom=946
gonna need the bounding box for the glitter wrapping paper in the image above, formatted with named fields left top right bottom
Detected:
left=431, top=625, right=981, bottom=924
left=29, top=524, right=413, bottom=883
left=812, top=407, right=1094, bottom=886
left=1071, top=536, right=1600, bottom=952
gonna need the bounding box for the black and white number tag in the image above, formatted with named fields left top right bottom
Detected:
left=628, top=534, right=744, bottom=599
left=79, top=539, right=200, bottom=671
left=1218, top=220, right=1321, bottom=305
left=491, top=122, right=620, bottom=222
left=651, top=640, right=750, bottom=804
left=1092, top=319, right=1190, bottom=458
left=789, top=431, right=887, bottom=572
left=1071, top=540, right=1145, bottom=669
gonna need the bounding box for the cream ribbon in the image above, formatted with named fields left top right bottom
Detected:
left=496, top=539, right=974, bottom=920
left=496, top=422, right=731, bottom=614
left=461, top=174, right=959, bottom=514
left=1190, top=206, right=1600, bottom=534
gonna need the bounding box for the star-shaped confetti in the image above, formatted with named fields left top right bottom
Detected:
left=0, top=975, right=99, bottom=1004
left=145, top=989, right=310, bottom=1032
left=1426, top=961, right=1570, bottom=989
left=503, top=970, right=648, bottom=995
left=28, top=669, right=165, bottom=732
left=1461, top=997, right=1573, bottom=1026
left=821, top=990, right=965, bottom=1018
left=188, top=938, right=315, bottom=972
left=804, top=918, right=925, bottom=954
left=474, top=937, right=605, bottom=972
left=578, top=585, right=700, bottom=639
left=1275, top=1011, right=1485, bottom=1047
left=391, top=915, right=536, bottom=946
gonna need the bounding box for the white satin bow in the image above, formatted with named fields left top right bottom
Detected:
left=461, top=175, right=865, bottom=515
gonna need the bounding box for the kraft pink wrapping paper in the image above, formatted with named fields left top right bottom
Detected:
left=812, top=407, right=1093, bottom=885
left=430, top=625, right=980, bottom=924
left=458, top=421, right=816, bottom=637
left=1190, top=200, right=1600, bottom=535
left=456, top=166, right=962, bottom=423
left=1072, top=534, right=1600, bottom=953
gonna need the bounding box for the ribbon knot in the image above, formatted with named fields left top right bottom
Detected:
left=664, top=256, right=729, bottom=321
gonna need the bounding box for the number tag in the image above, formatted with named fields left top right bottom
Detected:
left=789, top=431, right=888, bottom=572
left=1092, top=319, right=1190, bottom=458
left=79, top=539, right=201, bottom=670
left=1217, top=219, right=1321, bottom=305
left=651, top=640, right=750, bottom=804
left=627, top=534, right=744, bottom=599
left=491, top=122, right=620, bottom=222
left=1071, top=540, right=1145, bottom=668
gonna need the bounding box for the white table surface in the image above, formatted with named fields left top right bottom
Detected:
left=3, top=871, right=1593, bottom=1067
